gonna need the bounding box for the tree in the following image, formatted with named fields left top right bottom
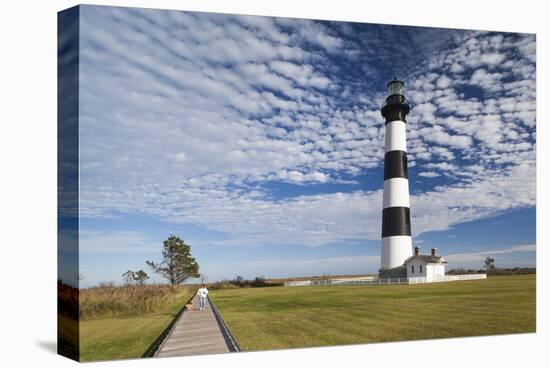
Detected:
left=233, top=275, right=244, bottom=286
left=122, top=270, right=135, bottom=285
left=146, top=234, right=200, bottom=285
left=122, top=269, right=150, bottom=286
left=484, top=256, right=496, bottom=271
left=133, top=270, right=150, bottom=286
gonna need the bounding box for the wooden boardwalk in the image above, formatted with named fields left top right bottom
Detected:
left=155, top=294, right=236, bottom=358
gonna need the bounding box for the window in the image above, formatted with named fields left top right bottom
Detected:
left=411, top=265, right=414, bottom=274
left=420, top=265, right=423, bottom=273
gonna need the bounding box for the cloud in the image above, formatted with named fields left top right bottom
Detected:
left=418, top=171, right=440, bottom=178
left=469, top=68, right=504, bottom=92
left=75, top=7, right=535, bottom=253
left=421, top=126, right=473, bottom=149
left=480, top=52, right=506, bottom=65
left=202, top=255, right=380, bottom=280
left=273, top=170, right=329, bottom=184
left=436, top=75, right=452, bottom=89
left=79, top=158, right=535, bottom=252
left=79, top=230, right=160, bottom=254
left=445, top=244, right=535, bottom=264
left=449, top=62, right=465, bottom=73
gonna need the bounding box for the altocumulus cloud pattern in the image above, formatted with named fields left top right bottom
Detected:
left=75, top=6, right=535, bottom=281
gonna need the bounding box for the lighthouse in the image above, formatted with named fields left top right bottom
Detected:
left=379, top=79, right=412, bottom=278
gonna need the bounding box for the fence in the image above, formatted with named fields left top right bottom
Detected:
left=284, top=274, right=486, bottom=287
left=406, top=274, right=487, bottom=284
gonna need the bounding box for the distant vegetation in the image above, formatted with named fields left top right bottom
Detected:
left=486, top=267, right=536, bottom=275
left=447, top=256, right=536, bottom=276
left=446, top=268, right=487, bottom=275
left=209, top=275, right=283, bottom=290
left=267, top=274, right=376, bottom=283
left=447, top=267, right=536, bottom=276
left=209, top=274, right=379, bottom=289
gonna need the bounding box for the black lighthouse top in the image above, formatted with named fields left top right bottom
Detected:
left=381, top=79, right=411, bottom=123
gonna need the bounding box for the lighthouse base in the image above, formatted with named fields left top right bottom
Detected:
left=378, top=265, right=407, bottom=279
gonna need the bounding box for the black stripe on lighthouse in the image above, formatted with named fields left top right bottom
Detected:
left=382, top=207, right=411, bottom=237
left=382, top=148, right=411, bottom=238
left=384, top=150, right=408, bottom=180
left=381, top=82, right=411, bottom=239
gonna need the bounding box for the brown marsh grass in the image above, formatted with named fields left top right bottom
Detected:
left=80, top=284, right=196, bottom=320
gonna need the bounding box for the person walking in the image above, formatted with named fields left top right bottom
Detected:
left=197, top=284, right=208, bottom=310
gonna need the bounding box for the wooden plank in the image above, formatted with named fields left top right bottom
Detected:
left=155, top=294, right=230, bottom=358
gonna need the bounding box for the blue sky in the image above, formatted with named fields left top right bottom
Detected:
left=74, top=6, right=535, bottom=287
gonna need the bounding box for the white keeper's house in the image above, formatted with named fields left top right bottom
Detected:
left=404, top=247, right=447, bottom=281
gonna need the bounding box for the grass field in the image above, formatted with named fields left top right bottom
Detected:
left=210, top=275, right=536, bottom=351
left=79, top=285, right=195, bottom=361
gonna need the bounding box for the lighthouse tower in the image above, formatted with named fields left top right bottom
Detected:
left=379, top=79, right=412, bottom=278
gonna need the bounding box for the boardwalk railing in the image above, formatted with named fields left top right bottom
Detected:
left=208, top=296, right=241, bottom=352
left=154, top=295, right=236, bottom=357
left=144, top=290, right=197, bottom=358
left=284, top=274, right=487, bottom=287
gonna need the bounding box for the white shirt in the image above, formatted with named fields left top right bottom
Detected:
left=197, top=288, right=208, bottom=298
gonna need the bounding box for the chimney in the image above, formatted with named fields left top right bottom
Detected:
left=431, top=248, right=437, bottom=256
left=414, top=246, right=420, bottom=256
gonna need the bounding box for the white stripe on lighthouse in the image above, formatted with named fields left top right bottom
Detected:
left=383, top=178, right=410, bottom=208
left=385, top=120, right=407, bottom=152
left=381, top=236, right=413, bottom=269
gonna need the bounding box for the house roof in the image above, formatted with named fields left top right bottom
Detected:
left=404, top=255, right=447, bottom=264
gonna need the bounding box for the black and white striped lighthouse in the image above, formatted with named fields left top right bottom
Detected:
left=379, top=79, right=412, bottom=277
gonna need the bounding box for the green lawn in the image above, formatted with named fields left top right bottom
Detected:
left=79, top=288, right=194, bottom=362
left=210, top=275, right=536, bottom=351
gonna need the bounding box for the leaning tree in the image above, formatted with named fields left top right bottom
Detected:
left=146, top=234, right=200, bottom=285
